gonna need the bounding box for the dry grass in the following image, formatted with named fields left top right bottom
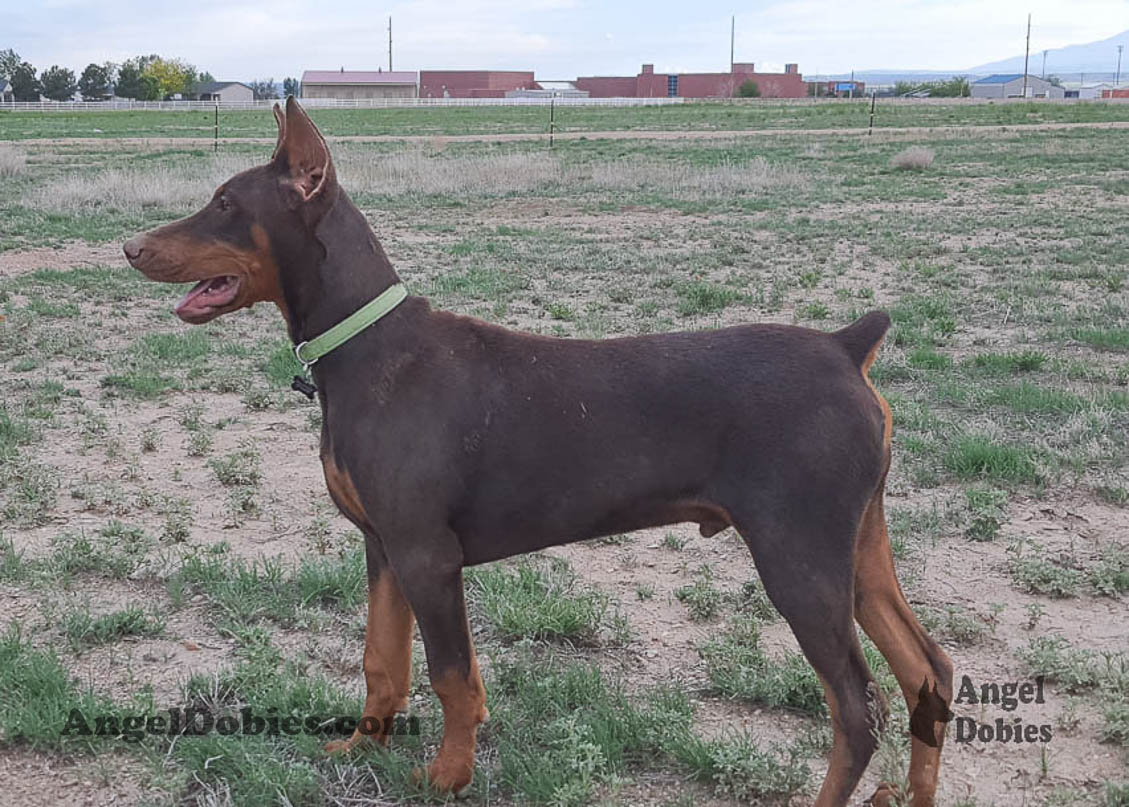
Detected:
left=32, top=148, right=807, bottom=213
left=890, top=146, right=935, bottom=171
left=0, top=145, right=27, bottom=177
left=339, top=149, right=560, bottom=197
left=31, top=155, right=252, bottom=213
left=587, top=156, right=807, bottom=196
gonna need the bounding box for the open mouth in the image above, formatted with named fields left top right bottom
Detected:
left=174, top=275, right=241, bottom=322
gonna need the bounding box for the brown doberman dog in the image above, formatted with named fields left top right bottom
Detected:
left=124, top=97, right=953, bottom=806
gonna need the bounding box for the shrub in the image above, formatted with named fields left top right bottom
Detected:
left=890, top=147, right=935, bottom=171
left=736, top=80, right=760, bottom=98
left=0, top=146, right=26, bottom=178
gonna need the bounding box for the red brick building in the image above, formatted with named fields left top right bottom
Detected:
left=575, top=62, right=805, bottom=98
left=1102, top=87, right=1129, bottom=98
left=419, top=70, right=537, bottom=98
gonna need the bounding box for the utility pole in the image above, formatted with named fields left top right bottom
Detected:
left=388, top=17, right=393, bottom=72
left=730, top=15, right=735, bottom=72
left=1118, top=44, right=1124, bottom=85
left=1041, top=49, right=1047, bottom=78
left=1021, top=14, right=1031, bottom=98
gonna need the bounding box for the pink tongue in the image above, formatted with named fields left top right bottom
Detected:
left=175, top=279, right=215, bottom=315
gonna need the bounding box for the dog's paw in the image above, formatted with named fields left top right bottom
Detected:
left=864, top=782, right=901, bottom=807
left=325, top=732, right=378, bottom=755
left=413, top=757, right=474, bottom=797
left=324, top=737, right=356, bottom=755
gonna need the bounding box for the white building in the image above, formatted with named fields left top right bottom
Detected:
left=194, top=81, right=255, bottom=103
left=971, top=74, right=1065, bottom=99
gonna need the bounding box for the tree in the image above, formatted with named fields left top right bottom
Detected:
left=144, top=57, right=196, bottom=98
left=929, top=77, right=970, bottom=98
left=194, top=70, right=216, bottom=94
left=10, top=61, right=41, bottom=101
left=116, top=57, right=155, bottom=99
left=282, top=77, right=299, bottom=98
left=736, top=79, right=760, bottom=98
left=0, top=49, right=21, bottom=81
left=249, top=78, right=278, bottom=99
left=894, top=77, right=969, bottom=98
left=40, top=65, right=78, bottom=101
left=78, top=63, right=112, bottom=101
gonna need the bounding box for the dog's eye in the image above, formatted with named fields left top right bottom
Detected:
left=218, top=195, right=231, bottom=211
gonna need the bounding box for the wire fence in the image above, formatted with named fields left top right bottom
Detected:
left=2, top=95, right=1127, bottom=114
left=0, top=96, right=687, bottom=112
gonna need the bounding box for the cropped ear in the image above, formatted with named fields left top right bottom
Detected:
left=270, top=101, right=286, bottom=161
left=273, top=96, right=336, bottom=203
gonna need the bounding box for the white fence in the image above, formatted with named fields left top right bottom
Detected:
left=0, top=96, right=686, bottom=112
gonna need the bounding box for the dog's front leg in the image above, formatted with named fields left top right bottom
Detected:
left=326, top=535, right=415, bottom=753
left=390, top=530, right=487, bottom=795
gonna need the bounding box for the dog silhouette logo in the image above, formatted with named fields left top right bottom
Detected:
left=910, top=678, right=953, bottom=747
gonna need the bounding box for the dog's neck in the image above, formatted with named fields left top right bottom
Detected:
left=280, top=189, right=404, bottom=345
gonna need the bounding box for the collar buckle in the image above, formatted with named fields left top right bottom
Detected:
left=294, top=341, right=317, bottom=373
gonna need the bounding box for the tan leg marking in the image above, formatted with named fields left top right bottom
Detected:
left=417, top=646, right=488, bottom=794
left=855, top=488, right=953, bottom=807
left=325, top=568, right=415, bottom=754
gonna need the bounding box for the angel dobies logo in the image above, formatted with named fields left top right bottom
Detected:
left=952, top=675, right=1053, bottom=744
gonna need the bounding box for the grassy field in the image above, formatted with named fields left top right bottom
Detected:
left=0, top=108, right=1127, bottom=807
left=3, top=98, right=1129, bottom=140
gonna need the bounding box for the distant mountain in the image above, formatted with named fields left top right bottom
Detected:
left=807, top=70, right=965, bottom=83
left=967, top=29, right=1129, bottom=76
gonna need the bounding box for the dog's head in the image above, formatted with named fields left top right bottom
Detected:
left=909, top=678, right=954, bottom=748
left=123, top=97, right=337, bottom=324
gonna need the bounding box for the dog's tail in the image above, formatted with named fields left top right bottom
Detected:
left=833, top=310, right=891, bottom=373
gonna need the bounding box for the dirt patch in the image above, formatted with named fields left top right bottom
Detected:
left=0, top=243, right=123, bottom=278
left=0, top=748, right=158, bottom=806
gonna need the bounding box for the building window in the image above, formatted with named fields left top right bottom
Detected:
left=667, top=75, right=678, bottom=97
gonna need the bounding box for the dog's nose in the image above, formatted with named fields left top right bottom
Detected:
left=123, top=237, right=143, bottom=262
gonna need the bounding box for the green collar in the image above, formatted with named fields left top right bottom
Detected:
left=293, top=283, right=408, bottom=369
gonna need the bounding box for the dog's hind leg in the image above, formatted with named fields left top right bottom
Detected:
left=325, top=534, right=415, bottom=753
left=732, top=510, right=882, bottom=807
left=853, top=480, right=953, bottom=807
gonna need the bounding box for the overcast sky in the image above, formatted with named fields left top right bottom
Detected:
left=6, top=0, right=1128, bottom=80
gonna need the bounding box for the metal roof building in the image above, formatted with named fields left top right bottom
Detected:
left=971, top=74, right=1065, bottom=99
left=301, top=70, right=419, bottom=99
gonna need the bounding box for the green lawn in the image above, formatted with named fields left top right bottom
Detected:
left=3, top=98, right=1129, bottom=140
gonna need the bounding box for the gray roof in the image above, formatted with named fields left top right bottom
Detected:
left=974, top=74, right=1026, bottom=84
left=196, top=81, right=251, bottom=94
